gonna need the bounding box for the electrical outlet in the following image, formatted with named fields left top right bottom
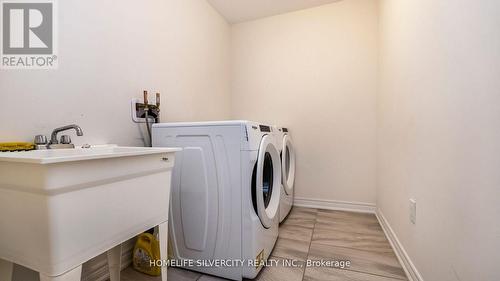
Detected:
left=409, top=199, right=417, bottom=224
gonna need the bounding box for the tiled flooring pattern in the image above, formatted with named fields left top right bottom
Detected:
left=121, top=207, right=407, bottom=281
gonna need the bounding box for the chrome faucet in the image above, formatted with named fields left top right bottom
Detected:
left=50, top=124, right=83, bottom=144
left=34, top=124, right=84, bottom=150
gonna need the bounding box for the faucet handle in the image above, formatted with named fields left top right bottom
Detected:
left=60, top=135, right=72, bottom=144
left=34, top=135, right=48, bottom=145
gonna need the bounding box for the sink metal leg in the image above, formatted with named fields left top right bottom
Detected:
left=39, top=265, right=82, bottom=281
left=0, top=259, right=13, bottom=281
left=158, top=221, right=168, bottom=281
left=107, top=244, right=122, bottom=281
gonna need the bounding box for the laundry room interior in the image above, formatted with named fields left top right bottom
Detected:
left=0, top=0, right=499, bottom=281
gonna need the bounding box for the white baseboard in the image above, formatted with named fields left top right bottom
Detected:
left=376, top=209, right=424, bottom=281
left=293, top=197, right=376, bottom=213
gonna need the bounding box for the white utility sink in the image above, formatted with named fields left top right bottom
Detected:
left=0, top=146, right=180, bottom=281
left=0, top=145, right=176, bottom=164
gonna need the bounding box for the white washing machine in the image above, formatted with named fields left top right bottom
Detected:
left=275, top=127, right=296, bottom=223
left=152, top=121, right=281, bottom=280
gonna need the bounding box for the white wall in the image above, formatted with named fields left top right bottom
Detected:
left=231, top=0, right=379, bottom=205
left=0, top=0, right=231, bottom=146
left=3, top=0, right=230, bottom=280
left=378, top=1, right=500, bottom=280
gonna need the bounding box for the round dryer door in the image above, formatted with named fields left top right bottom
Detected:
left=253, top=135, right=281, bottom=228
left=282, top=134, right=296, bottom=196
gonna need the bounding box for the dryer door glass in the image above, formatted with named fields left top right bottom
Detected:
left=282, top=135, right=296, bottom=196
left=285, top=147, right=291, bottom=178
left=252, top=134, right=281, bottom=228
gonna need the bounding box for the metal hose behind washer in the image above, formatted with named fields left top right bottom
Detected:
left=144, top=109, right=153, bottom=147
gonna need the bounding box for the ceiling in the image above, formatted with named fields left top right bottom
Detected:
left=207, top=0, right=342, bottom=24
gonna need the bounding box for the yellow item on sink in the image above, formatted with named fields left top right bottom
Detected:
left=133, top=233, right=161, bottom=276
left=0, top=142, right=35, bottom=152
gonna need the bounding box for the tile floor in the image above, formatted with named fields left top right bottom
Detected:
left=121, top=207, right=407, bottom=281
